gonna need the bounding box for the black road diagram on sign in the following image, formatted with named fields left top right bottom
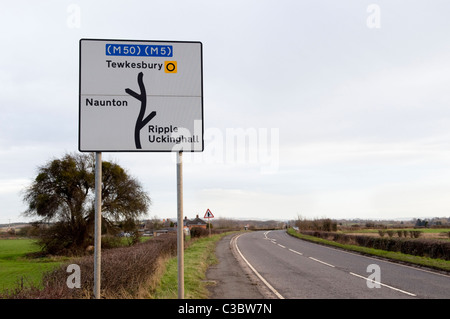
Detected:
left=125, top=72, right=156, bottom=149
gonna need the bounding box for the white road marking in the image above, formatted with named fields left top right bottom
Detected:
left=288, top=248, right=303, bottom=255
left=308, top=257, right=335, bottom=268
left=277, top=244, right=286, bottom=248
left=233, top=234, right=284, bottom=299
left=349, top=272, right=416, bottom=296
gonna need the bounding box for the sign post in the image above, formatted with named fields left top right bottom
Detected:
left=79, top=39, right=203, bottom=299
left=93, top=152, right=102, bottom=299
left=204, top=208, right=214, bottom=237
left=176, top=151, right=184, bottom=299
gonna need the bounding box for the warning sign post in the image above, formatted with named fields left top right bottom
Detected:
left=204, top=209, right=214, bottom=236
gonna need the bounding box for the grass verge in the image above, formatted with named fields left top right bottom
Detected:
left=152, top=232, right=233, bottom=299
left=287, top=228, right=450, bottom=273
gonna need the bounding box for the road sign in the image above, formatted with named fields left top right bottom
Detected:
left=204, top=209, right=214, bottom=219
left=79, top=39, right=203, bottom=152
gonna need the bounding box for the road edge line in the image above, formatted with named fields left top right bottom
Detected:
left=232, top=233, right=285, bottom=299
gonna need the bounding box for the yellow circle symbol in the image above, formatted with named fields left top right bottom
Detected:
left=165, top=61, right=177, bottom=73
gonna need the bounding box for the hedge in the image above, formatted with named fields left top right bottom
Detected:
left=299, top=230, right=450, bottom=260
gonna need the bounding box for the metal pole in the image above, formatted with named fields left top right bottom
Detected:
left=94, top=152, right=102, bottom=299
left=208, top=218, right=211, bottom=237
left=177, top=151, right=184, bottom=299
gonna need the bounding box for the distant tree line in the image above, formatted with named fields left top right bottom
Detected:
left=294, top=216, right=337, bottom=232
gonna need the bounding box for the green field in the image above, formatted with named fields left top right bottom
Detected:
left=0, top=239, right=66, bottom=292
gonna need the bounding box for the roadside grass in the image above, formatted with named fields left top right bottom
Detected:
left=0, top=239, right=67, bottom=292
left=287, top=228, right=450, bottom=273
left=152, top=232, right=233, bottom=299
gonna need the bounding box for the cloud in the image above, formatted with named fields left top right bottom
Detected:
left=2, top=1, right=450, bottom=222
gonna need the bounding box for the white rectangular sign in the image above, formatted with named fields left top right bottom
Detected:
left=79, top=39, right=203, bottom=152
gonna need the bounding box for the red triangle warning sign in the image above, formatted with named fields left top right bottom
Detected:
left=204, top=209, right=214, bottom=218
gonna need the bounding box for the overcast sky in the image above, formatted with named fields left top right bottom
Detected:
left=1, top=1, right=450, bottom=224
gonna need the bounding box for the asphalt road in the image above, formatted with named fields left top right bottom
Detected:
left=234, top=230, right=450, bottom=299
left=206, top=233, right=266, bottom=299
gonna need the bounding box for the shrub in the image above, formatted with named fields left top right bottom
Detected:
left=322, top=219, right=337, bottom=232
left=36, top=222, right=87, bottom=256
left=101, top=235, right=123, bottom=249
left=410, top=231, right=422, bottom=239
left=190, top=227, right=209, bottom=238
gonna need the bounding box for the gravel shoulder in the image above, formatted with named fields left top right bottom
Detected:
left=206, top=232, right=275, bottom=299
